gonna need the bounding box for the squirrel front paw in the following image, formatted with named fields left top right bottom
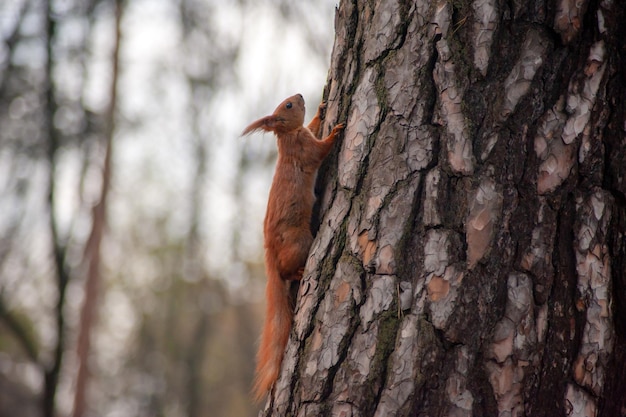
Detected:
left=331, top=123, right=345, bottom=135
left=316, top=101, right=327, bottom=120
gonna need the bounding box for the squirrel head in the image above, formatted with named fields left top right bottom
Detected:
left=242, top=94, right=305, bottom=135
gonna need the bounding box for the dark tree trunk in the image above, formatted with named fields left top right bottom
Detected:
left=260, top=0, right=626, bottom=416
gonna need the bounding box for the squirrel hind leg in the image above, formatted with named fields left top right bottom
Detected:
left=276, top=232, right=313, bottom=281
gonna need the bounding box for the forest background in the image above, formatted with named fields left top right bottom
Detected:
left=0, top=0, right=337, bottom=416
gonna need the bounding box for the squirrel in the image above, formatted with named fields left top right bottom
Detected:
left=242, top=94, right=345, bottom=401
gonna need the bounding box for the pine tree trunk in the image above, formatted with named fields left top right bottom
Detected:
left=260, top=0, right=626, bottom=415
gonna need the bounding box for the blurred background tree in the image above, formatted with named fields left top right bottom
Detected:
left=0, top=0, right=337, bottom=416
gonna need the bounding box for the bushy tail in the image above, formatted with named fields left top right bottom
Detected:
left=253, top=261, right=293, bottom=402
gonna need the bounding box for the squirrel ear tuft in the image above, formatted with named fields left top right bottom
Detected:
left=242, top=115, right=276, bottom=135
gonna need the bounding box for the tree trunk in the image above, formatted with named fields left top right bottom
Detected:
left=260, top=0, right=626, bottom=416
left=72, top=1, right=122, bottom=416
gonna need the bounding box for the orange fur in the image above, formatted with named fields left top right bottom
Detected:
left=243, top=94, right=344, bottom=401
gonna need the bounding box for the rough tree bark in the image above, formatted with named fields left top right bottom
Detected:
left=259, top=0, right=626, bottom=416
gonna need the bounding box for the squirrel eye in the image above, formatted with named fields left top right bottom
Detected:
left=286, top=102, right=293, bottom=109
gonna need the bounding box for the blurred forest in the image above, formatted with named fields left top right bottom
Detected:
left=0, top=0, right=336, bottom=416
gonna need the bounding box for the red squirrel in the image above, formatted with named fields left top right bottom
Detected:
left=242, top=94, right=344, bottom=401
